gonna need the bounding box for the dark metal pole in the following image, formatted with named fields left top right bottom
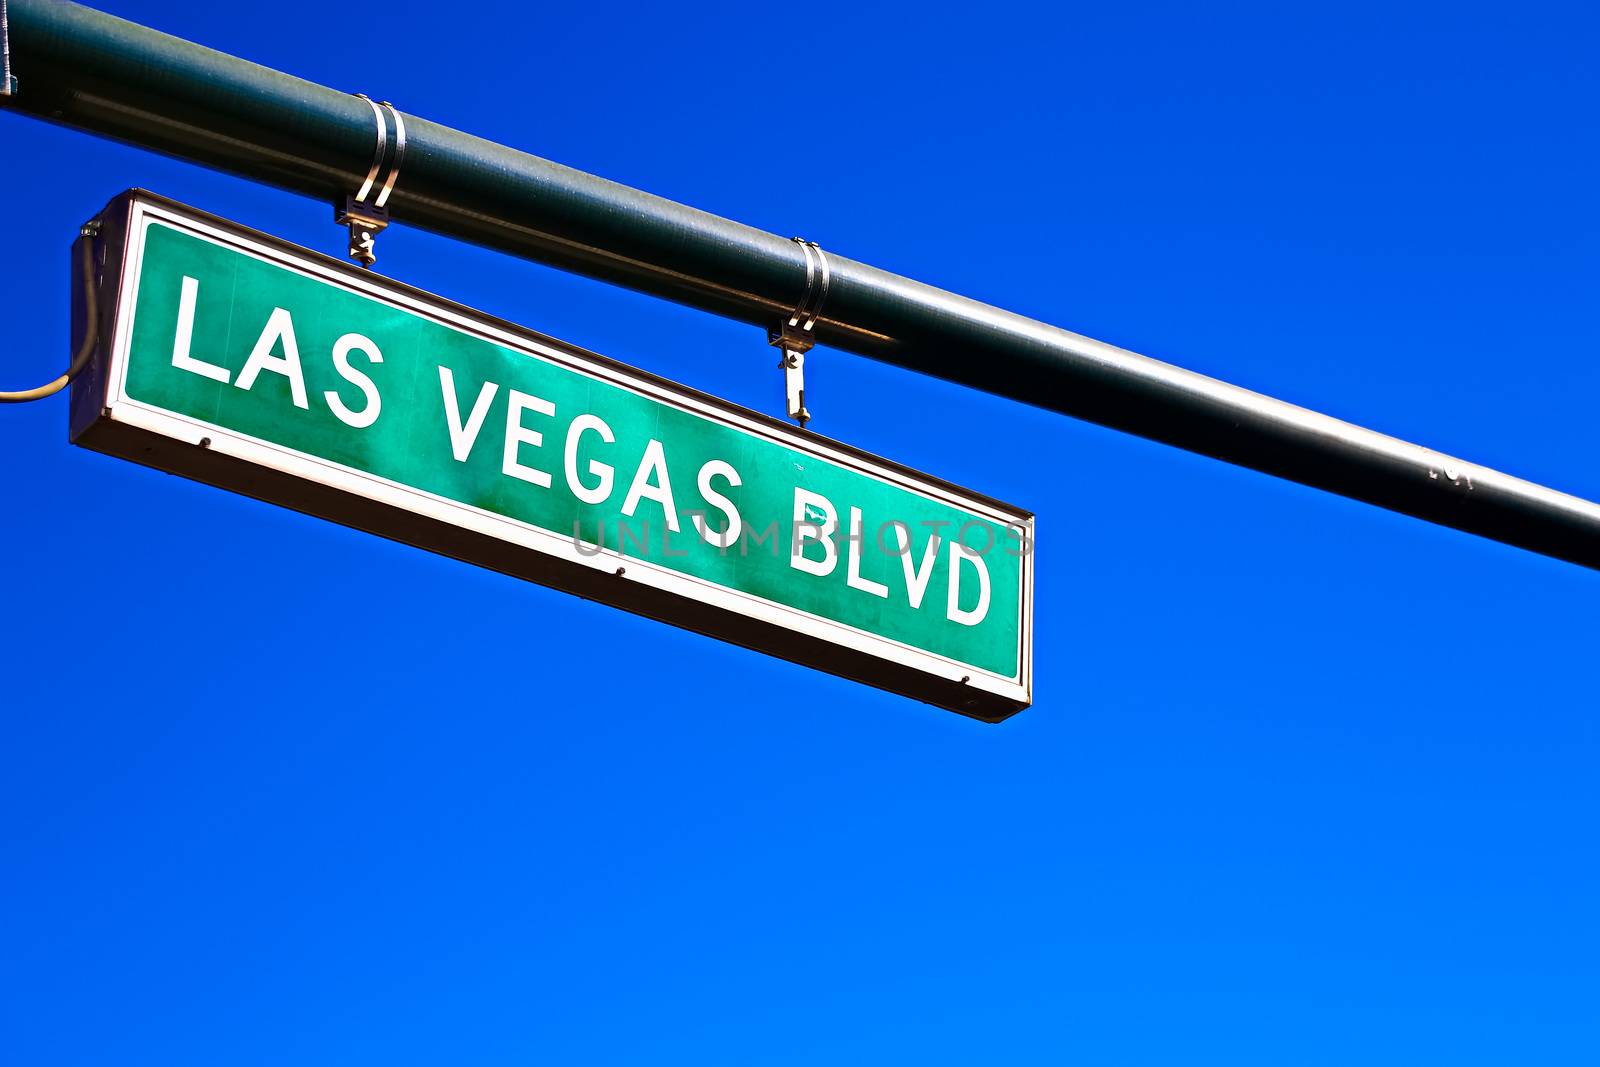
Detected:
left=5, top=0, right=1599, bottom=569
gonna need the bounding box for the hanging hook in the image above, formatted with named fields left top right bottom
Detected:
left=336, top=94, right=407, bottom=267
left=1, top=0, right=17, bottom=96
left=768, top=237, right=831, bottom=428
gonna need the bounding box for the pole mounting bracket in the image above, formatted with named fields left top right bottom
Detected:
left=768, top=237, right=830, bottom=428
left=335, top=94, right=406, bottom=267
left=1, top=0, right=18, bottom=96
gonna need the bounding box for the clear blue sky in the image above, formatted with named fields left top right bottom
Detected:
left=3, top=1, right=1597, bottom=1063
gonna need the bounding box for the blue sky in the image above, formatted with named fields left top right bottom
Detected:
left=2, top=1, right=1597, bottom=1063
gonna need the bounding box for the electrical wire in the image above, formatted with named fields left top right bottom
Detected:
left=0, top=236, right=99, bottom=403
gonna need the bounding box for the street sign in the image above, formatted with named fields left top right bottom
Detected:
left=70, top=192, right=1034, bottom=720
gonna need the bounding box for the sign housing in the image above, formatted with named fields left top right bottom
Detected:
left=70, top=191, right=1034, bottom=720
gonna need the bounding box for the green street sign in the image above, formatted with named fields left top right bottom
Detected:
left=71, top=192, right=1034, bottom=719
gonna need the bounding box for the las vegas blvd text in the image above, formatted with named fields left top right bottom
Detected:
left=162, top=271, right=1026, bottom=629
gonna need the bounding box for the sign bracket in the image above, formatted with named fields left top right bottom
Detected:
left=1, top=0, right=16, bottom=95
left=767, top=236, right=830, bottom=429
left=334, top=94, right=406, bottom=267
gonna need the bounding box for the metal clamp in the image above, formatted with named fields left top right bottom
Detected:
left=768, top=237, right=831, bottom=428
left=2, top=0, right=17, bottom=96
left=335, top=94, right=406, bottom=267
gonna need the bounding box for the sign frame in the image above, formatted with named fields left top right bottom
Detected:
left=70, top=190, right=1034, bottom=720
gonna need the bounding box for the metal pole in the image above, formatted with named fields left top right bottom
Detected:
left=4, top=0, right=1599, bottom=569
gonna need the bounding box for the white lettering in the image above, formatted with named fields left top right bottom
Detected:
left=693, top=460, right=743, bottom=549
left=169, top=276, right=230, bottom=383
left=438, top=366, right=499, bottom=463
left=846, top=506, right=888, bottom=598
left=790, top=488, right=838, bottom=577
left=563, top=413, right=616, bottom=504
left=622, top=439, right=680, bottom=532
left=324, top=333, right=383, bottom=429
left=234, top=307, right=308, bottom=408
left=502, top=389, right=556, bottom=487
left=891, top=522, right=942, bottom=609
left=946, top=542, right=992, bottom=626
